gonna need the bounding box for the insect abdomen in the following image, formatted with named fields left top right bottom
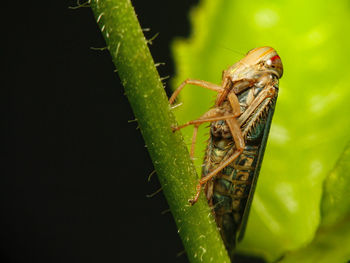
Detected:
left=210, top=143, right=259, bottom=250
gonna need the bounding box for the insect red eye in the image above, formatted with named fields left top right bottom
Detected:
left=268, top=55, right=283, bottom=77
left=270, top=55, right=280, bottom=61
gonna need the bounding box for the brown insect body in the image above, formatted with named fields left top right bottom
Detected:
left=169, top=46, right=283, bottom=255
left=203, top=77, right=278, bottom=252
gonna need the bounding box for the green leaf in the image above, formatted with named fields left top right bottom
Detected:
left=278, top=142, right=350, bottom=263
left=172, top=0, right=350, bottom=261
left=321, top=141, right=350, bottom=228
left=277, top=221, right=350, bottom=263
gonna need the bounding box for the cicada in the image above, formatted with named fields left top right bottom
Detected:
left=169, top=47, right=283, bottom=254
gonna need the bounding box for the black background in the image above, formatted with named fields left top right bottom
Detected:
left=4, top=1, right=263, bottom=262
left=5, top=0, right=198, bottom=262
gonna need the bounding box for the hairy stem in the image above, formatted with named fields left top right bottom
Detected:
left=90, top=0, right=230, bottom=262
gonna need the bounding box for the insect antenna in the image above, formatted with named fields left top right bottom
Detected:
left=219, top=45, right=254, bottom=69
left=218, top=44, right=245, bottom=57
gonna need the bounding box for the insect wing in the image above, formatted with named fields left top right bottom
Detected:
left=237, top=98, right=277, bottom=241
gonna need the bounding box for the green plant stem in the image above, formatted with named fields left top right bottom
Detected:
left=90, top=0, right=230, bottom=262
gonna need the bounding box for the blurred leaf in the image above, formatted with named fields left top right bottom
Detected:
left=321, top=141, right=350, bottom=227
left=277, top=220, right=350, bottom=263
left=172, top=0, right=350, bottom=261
left=278, top=142, right=350, bottom=262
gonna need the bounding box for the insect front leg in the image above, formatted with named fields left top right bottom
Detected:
left=173, top=108, right=239, bottom=158
left=169, top=79, right=224, bottom=105
left=172, top=111, right=239, bottom=131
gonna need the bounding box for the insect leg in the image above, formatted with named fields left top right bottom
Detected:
left=173, top=112, right=238, bottom=131
left=173, top=108, right=239, bottom=158
left=189, top=119, right=245, bottom=205
left=190, top=125, right=198, bottom=159
left=227, top=92, right=242, bottom=116
left=169, top=79, right=224, bottom=105
left=189, top=95, right=245, bottom=205
left=189, top=142, right=244, bottom=205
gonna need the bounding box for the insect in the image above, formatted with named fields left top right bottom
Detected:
left=169, top=47, right=283, bottom=253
